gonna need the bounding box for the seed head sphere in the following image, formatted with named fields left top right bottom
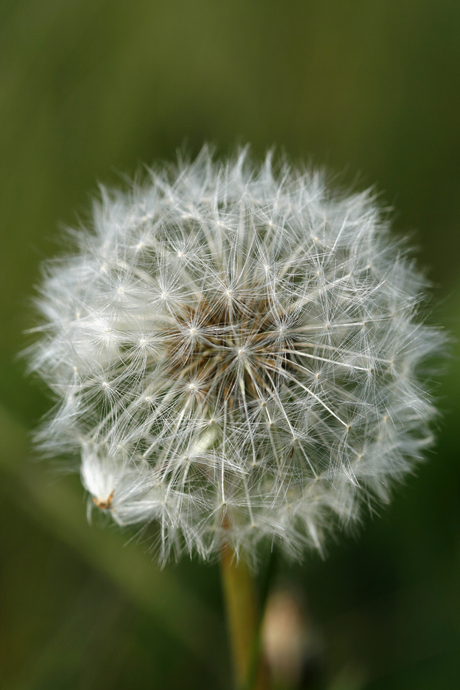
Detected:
left=29, top=148, right=442, bottom=564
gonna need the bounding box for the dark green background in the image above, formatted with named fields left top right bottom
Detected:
left=1, top=1, right=459, bottom=688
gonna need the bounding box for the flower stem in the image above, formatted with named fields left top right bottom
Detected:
left=220, top=539, right=271, bottom=690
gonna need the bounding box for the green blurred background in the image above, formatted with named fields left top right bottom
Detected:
left=1, top=1, right=459, bottom=688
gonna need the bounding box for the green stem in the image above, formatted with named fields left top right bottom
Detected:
left=220, top=537, right=271, bottom=690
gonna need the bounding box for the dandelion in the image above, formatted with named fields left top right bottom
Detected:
left=27, top=146, right=442, bottom=568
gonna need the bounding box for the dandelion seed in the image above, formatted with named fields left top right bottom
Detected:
left=26, top=146, right=444, bottom=565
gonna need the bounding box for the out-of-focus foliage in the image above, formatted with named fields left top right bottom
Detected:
left=1, top=1, right=459, bottom=688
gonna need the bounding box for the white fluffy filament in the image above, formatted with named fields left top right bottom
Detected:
left=27, top=147, right=443, bottom=565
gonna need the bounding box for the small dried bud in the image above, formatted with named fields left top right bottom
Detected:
left=262, top=589, right=314, bottom=686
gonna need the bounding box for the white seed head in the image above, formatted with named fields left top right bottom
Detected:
left=27, top=147, right=443, bottom=565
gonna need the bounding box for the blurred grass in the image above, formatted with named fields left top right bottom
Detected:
left=1, top=0, right=460, bottom=688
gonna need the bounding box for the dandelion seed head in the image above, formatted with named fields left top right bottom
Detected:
left=27, top=146, right=443, bottom=565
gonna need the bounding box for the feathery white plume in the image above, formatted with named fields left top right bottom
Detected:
left=27, top=147, right=443, bottom=564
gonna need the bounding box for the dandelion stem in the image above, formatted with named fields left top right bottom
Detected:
left=220, top=534, right=271, bottom=690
